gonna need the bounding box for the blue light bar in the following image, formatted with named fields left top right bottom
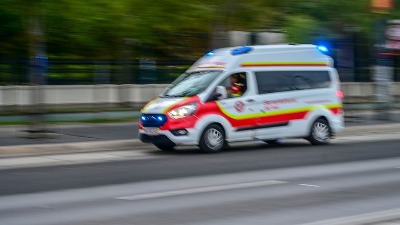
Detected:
left=231, top=46, right=253, bottom=56
left=205, top=50, right=215, bottom=57
left=317, top=46, right=329, bottom=54
left=140, top=114, right=167, bottom=127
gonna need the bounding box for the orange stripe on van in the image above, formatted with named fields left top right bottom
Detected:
left=240, top=62, right=329, bottom=67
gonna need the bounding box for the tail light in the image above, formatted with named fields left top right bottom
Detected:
left=336, top=90, right=344, bottom=99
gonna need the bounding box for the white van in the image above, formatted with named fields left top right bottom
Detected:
left=139, top=44, right=344, bottom=153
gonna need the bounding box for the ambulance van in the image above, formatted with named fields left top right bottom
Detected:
left=139, top=44, right=344, bottom=153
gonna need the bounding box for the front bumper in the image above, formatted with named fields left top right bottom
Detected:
left=138, top=129, right=199, bottom=146
left=139, top=133, right=176, bottom=145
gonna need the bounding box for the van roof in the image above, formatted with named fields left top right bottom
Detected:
left=189, top=44, right=334, bottom=71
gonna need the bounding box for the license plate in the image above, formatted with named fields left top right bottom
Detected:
left=144, top=128, right=159, bottom=136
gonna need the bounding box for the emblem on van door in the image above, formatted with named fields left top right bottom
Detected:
left=264, top=98, right=297, bottom=111
left=235, top=101, right=245, bottom=112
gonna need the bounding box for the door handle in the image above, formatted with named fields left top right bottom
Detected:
left=246, top=99, right=255, bottom=102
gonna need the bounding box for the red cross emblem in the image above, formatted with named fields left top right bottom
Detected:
left=235, top=101, right=245, bottom=112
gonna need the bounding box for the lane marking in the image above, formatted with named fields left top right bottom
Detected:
left=299, top=184, right=321, bottom=188
left=334, top=132, right=400, bottom=144
left=115, top=180, right=288, bottom=201
left=300, top=207, right=400, bottom=225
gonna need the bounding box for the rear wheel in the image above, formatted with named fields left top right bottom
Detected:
left=307, top=118, right=331, bottom=145
left=199, top=124, right=226, bottom=153
left=154, top=143, right=176, bottom=152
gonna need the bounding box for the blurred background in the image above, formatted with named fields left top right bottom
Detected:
left=0, top=0, right=400, bottom=125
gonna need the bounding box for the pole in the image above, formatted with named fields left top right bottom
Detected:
left=28, top=15, right=48, bottom=138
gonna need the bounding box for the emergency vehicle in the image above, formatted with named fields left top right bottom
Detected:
left=139, top=44, right=344, bottom=153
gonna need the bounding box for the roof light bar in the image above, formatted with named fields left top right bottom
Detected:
left=317, top=46, right=330, bottom=55
left=231, top=46, right=253, bottom=56
left=205, top=50, right=215, bottom=57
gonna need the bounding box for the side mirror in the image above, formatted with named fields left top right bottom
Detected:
left=215, top=85, right=227, bottom=100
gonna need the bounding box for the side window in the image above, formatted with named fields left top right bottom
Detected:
left=218, top=72, right=248, bottom=98
left=255, top=71, right=331, bottom=94
left=295, top=71, right=331, bottom=89
left=255, top=71, right=292, bottom=94
left=293, top=75, right=313, bottom=90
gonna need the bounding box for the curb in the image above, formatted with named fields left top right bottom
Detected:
left=0, top=123, right=399, bottom=157
left=0, top=139, right=151, bottom=158
left=341, top=123, right=400, bottom=135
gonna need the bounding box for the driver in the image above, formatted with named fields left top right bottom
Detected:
left=230, top=74, right=244, bottom=97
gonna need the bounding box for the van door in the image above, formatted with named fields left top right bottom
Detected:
left=214, top=72, right=258, bottom=142
left=252, top=71, right=302, bottom=140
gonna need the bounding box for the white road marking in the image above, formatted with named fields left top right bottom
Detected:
left=115, top=180, right=288, bottom=201
left=300, top=207, right=400, bottom=225
left=0, top=150, right=163, bottom=170
left=334, top=132, right=400, bottom=144
left=299, top=184, right=321, bottom=188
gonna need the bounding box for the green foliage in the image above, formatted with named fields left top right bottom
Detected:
left=284, top=15, right=319, bottom=43
left=0, top=0, right=386, bottom=60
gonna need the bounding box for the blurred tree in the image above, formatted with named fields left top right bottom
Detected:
left=287, top=0, right=373, bottom=42
left=0, top=0, right=28, bottom=58
left=0, top=0, right=386, bottom=60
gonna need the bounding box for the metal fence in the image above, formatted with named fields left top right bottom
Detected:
left=2, top=58, right=400, bottom=85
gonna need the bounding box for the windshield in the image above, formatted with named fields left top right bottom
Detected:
left=160, top=70, right=223, bottom=98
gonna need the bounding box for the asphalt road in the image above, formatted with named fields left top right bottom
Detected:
left=1, top=137, right=400, bottom=225
left=0, top=116, right=394, bottom=146
left=0, top=122, right=138, bottom=146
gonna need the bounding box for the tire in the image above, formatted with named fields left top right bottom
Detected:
left=199, top=124, right=226, bottom=153
left=307, top=118, right=331, bottom=145
left=154, top=143, right=176, bottom=152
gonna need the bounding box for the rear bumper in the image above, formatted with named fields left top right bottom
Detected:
left=330, top=116, right=345, bottom=135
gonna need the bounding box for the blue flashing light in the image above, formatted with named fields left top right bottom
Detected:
left=140, top=114, right=167, bottom=127
left=317, top=46, right=329, bottom=54
left=205, top=50, right=215, bottom=57
left=231, top=46, right=253, bottom=56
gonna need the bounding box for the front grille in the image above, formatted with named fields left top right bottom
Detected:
left=140, top=114, right=167, bottom=127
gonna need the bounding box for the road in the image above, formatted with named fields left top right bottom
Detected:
left=0, top=122, right=138, bottom=146
left=0, top=136, right=400, bottom=224
left=0, top=116, right=394, bottom=146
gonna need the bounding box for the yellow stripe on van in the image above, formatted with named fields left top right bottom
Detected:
left=162, top=97, right=190, bottom=114
left=141, top=97, right=159, bottom=113
left=216, top=103, right=341, bottom=120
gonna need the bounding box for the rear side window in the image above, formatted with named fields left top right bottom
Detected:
left=255, top=71, right=331, bottom=94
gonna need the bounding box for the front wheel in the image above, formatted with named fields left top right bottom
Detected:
left=154, top=143, right=176, bottom=152
left=307, top=118, right=331, bottom=145
left=199, top=124, right=226, bottom=153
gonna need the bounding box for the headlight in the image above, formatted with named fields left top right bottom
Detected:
left=168, top=104, right=197, bottom=119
